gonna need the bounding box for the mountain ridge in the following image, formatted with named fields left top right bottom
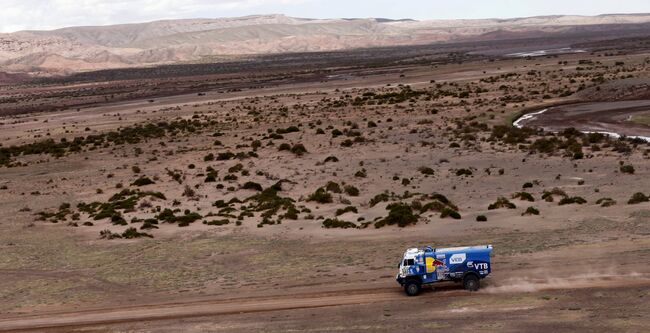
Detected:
left=3, top=13, right=650, bottom=74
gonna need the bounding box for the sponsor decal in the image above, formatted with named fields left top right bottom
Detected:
left=449, top=253, right=466, bottom=264
left=474, top=262, right=489, bottom=270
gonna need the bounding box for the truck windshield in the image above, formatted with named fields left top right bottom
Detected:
left=403, top=259, right=415, bottom=266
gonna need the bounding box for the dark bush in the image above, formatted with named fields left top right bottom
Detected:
left=204, top=219, right=230, bottom=226
left=375, top=203, right=418, bottom=228
left=476, top=215, right=488, bottom=222
left=131, top=177, right=155, bottom=187
left=522, top=207, right=540, bottom=216
left=628, top=192, right=649, bottom=204
left=344, top=185, right=360, bottom=196
left=325, top=181, right=342, bottom=193
left=336, top=206, right=358, bottom=216
left=512, top=192, right=535, bottom=202
left=418, top=167, right=435, bottom=175
left=291, top=144, right=308, bottom=156
left=488, top=197, right=516, bottom=210
left=558, top=196, right=587, bottom=205
left=620, top=165, right=635, bottom=174
left=242, top=182, right=263, bottom=191
left=596, top=198, right=617, bottom=207
left=440, top=208, right=461, bottom=219
left=307, top=188, right=333, bottom=204
left=122, top=227, right=153, bottom=239
left=369, top=193, right=390, bottom=207
left=322, top=219, right=357, bottom=229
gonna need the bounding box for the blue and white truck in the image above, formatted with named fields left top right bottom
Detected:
left=396, top=245, right=492, bottom=296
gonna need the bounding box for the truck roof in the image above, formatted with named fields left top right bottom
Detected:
left=432, top=245, right=492, bottom=253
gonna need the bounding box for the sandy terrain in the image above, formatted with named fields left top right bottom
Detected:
left=0, top=38, right=649, bottom=332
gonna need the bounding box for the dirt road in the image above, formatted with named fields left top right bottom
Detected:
left=2, top=273, right=648, bottom=332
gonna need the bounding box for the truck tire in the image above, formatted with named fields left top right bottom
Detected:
left=463, top=274, right=480, bottom=291
left=404, top=280, right=421, bottom=296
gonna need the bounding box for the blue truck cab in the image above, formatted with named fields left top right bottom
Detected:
left=396, top=245, right=492, bottom=296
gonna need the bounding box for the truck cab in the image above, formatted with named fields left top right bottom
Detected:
left=396, top=245, right=492, bottom=296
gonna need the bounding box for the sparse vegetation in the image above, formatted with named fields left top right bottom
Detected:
left=628, top=192, right=649, bottom=205
left=375, top=203, right=418, bottom=228
left=488, top=197, right=517, bottom=210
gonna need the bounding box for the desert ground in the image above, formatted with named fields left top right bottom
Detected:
left=0, top=36, right=650, bottom=332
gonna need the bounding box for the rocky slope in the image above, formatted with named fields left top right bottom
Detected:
left=2, top=13, right=650, bottom=74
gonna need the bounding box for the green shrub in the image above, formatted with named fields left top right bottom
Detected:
left=596, top=198, right=616, bottom=207
left=418, top=167, right=435, bottom=175
left=278, top=143, right=291, bottom=151
left=455, top=168, right=473, bottom=177
left=476, top=215, right=487, bottom=222
left=620, top=165, right=635, bottom=174
left=223, top=174, right=238, bottom=181
left=291, top=144, right=308, bottom=156
left=325, top=181, right=342, bottom=193
left=204, top=219, right=230, bottom=226
left=512, top=192, right=535, bottom=202
left=488, top=197, right=517, bottom=210
left=131, top=177, right=155, bottom=187
left=375, top=203, right=418, bottom=228
left=257, top=217, right=278, bottom=228
left=344, top=185, right=360, bottom=196
left=282, top=206, right=300, bottom=220
left=277, top=126, right=300, bottom=134
left=522, top=207, right=540, bottom=216
left=440, top=208, right=461, bottom=219
left=307, top=188, right=333, bottom=204
left=369, top=192, right=390, bottom=207
left=542, top=188, right=567, bottom=202
left=217, top=152, right=235, bottom=160
left=340, top=139, right=353, bottom=147
left=336, top=206, right=358, bottom=216
left=245, top=187, right=296, bottom=219
left=324, top=156, right=339, bottom=163
left=99, top=229, right=121, bottom=239
left=628, top=192, right=649, bottom=204
left=228, top=163, right=244, bottom=173
left=242, top=182, right=263, bottom=191
left=354, top=169, right=367, bottom=178
left=122, top=227, right=153, bottom=239
left=558, top=196, right=587, bottom=205
left=322, top=219, right=357, bottom=229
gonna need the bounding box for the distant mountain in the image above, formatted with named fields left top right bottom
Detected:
left=2, top=13, right=650, bottom=74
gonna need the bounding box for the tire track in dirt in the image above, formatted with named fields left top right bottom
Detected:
left=1, top=274, right=649, bottom=332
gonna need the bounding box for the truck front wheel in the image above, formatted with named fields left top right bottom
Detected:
left=404, top=280, right=421, bottom=296
left=463, top=274, right=480, bottom=291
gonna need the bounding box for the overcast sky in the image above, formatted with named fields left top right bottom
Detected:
left=2, top=0, right=650, bottom=33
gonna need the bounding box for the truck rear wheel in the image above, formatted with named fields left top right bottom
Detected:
left=463, top=274, right=480, bottom=291
left=404, top=280, right=421, bottom=296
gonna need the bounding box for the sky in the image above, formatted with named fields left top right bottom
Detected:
left=2, top=0, right=650, bottom=33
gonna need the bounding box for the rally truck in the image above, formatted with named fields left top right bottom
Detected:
left=396, top=245, right=492, bottom=296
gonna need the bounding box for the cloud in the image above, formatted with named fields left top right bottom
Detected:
left=0, top=0, right=310, bottom=32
